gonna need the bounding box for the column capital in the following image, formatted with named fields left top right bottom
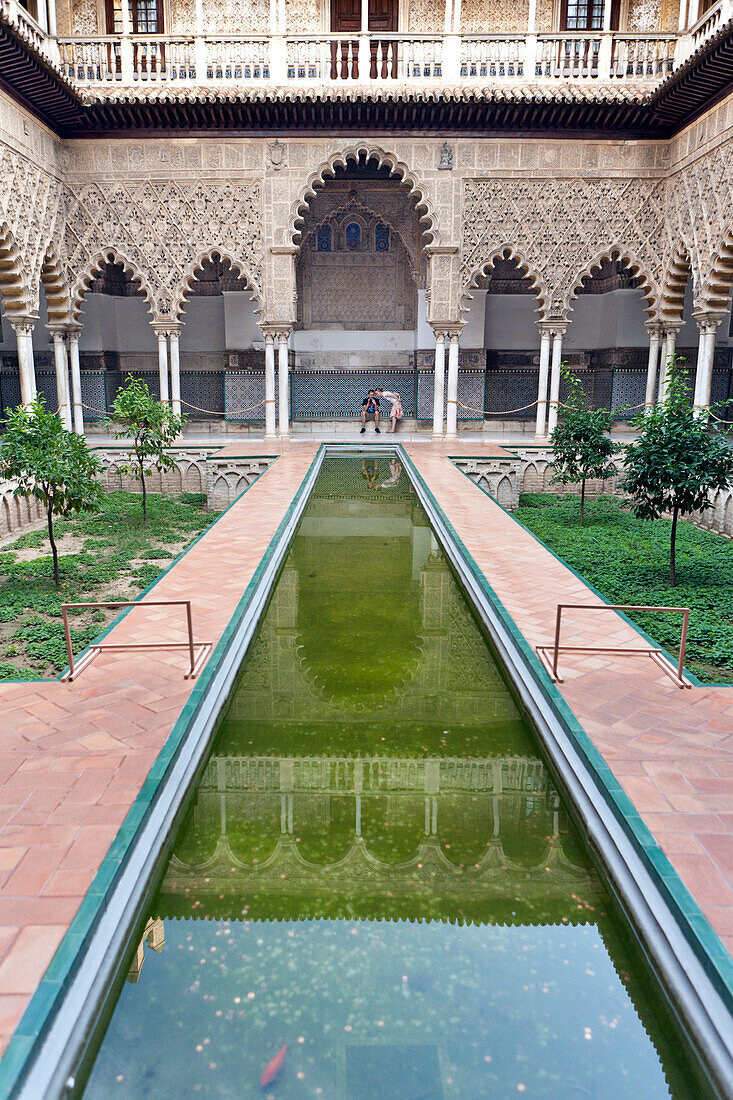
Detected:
left=537, top=320, right=567, bottom=336
left=432, top=322, right=463, bottom=339
left=692, top=311, right=726, bottom=334
left=644, top=320, right=666, bottom=337
left=9, top=315, right=38, bottom=336
left=661, top=321, right=684, bottom=337
left=151, top=322, right=182, bottom=337
left=260, top=323, right=292, bottom=339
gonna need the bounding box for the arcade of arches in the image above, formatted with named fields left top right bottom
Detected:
left=3, top=92, right=733, bottom=438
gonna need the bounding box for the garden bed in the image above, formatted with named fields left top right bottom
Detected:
left=0, top=492, right=217, bottom=680
left=514, top=493, right=733, bottom=685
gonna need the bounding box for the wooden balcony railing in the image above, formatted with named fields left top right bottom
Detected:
left=3, top=0, right=730, bottom=93
left=54, top=30, right=681, bottom=86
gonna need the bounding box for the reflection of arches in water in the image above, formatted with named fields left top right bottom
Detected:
left=361, top=795, right=426, bottom=864
left=294, top=794, right=354, bottom=864
left=292, top=535, right=424, bottom=711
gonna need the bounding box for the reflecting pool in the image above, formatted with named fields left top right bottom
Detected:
left=82, top=456, right=711, bottom=1098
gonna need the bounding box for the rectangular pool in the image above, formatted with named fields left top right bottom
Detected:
left=80, top=455, right=712, bottom=1098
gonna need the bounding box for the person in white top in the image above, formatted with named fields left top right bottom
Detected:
left=375, top=387, right=403, bottom=433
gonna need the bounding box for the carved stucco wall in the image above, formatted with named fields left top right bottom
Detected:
left=627, top=0, right=661, bottom=31
left=61, top=141, right=265, bottom=320
left=0, top=92, right=64, bottom=319
left=1, top=99, right=733, bottom=333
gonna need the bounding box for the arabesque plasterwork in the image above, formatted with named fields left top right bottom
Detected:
left=2, top=90, right=733, bottom=330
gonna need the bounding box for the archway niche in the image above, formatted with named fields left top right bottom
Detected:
left=567, top=257, right=653, bottom=415
left=461, top=255, right=543, bottom=427
left=292, top=154, right=427, bottom=422
left=76, top=260, right=153, bottom=422
left=179, top=256, right=259, bottom=422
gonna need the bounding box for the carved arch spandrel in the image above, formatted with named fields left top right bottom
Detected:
left=62, top=178, right=264, bottom=323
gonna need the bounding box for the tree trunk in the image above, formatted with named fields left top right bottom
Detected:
left=139, top=458, right=147, bottom=525
left=580, top=479, right=586, bottom=525
left=47, top=498, right=59, bottom=588
left=670, top=503, right=679, bottom=588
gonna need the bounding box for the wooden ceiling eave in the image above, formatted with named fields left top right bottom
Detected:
left=0, top=11, right=731, bottom=139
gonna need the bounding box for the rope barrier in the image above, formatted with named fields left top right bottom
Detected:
left=456, top=397, right=653, bottom=418
left=79, top=397, right=267, bottom=418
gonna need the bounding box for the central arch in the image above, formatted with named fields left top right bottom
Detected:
left=289, top=144, right=440, bottom=248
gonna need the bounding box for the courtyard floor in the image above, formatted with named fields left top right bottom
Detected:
left=0, top=436, right=731, bottom=1070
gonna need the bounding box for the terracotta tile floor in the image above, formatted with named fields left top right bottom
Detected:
left=408, top=449, right=733, bottom=955
left=0, top=444, right=318, bottom=1058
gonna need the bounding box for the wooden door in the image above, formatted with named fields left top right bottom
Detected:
left=330, top=0, right=398, bottom=31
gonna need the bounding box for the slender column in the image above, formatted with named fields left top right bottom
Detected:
left=11, top=320, right=37, bottom=406
left=602, top=0, right=613, bottom=29
left=535, top=327, right=552, bottom=439
left=263, top=333, right=277, bottom=439
left=546, top=328, right=565, bottom=436
left=692, top=316, right=721, bottom=415
left=444, top=330, right=460, bottom=441
left=119, top=0, right=133, bottom=81
left=155, top=330, right=169, bottom=404
left=687, top=0, right=699, bottom=26
left=432, top=330, right=446, bottom=438
left=194, top=0, right=207, bottom=81
left=452, top=0, right=461, bottom=32
left=644, top=325, right=662, bottom=406
left=51, top=331, right=72, bottom=429
left=68, top=328, right=84, bottom=434
left=277, top=330, right=290, bottom=439
left=443, top=0, right=452, bottom=31
left=169, top=328, right=182, bottom=416
left=658, top=327, right=679, bottom=403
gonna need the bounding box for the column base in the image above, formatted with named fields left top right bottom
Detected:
left=444, top=433, right=458, bottom=443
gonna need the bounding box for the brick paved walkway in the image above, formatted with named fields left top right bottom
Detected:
left=408, top=449, right=733, bottom=957
left=0, top=444, right=318, bottom=1057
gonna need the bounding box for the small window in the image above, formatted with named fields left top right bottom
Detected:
left=560, top=0, right=617, bottom=30
left=345, top=223, right=361, bottom=250
left=375, top=224, right=390, bottom=253
left=317, top=225, right=332, bottom=252
left=106, top=0, right=164, bottom=34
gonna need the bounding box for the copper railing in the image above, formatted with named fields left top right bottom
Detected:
left=536, top=603, right=691, bottom=689
left=61, top=599, right=212, bottom=682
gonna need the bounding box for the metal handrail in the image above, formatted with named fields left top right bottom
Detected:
left=61, top=599, right=211, bottom=682
left=537, top=602, right=691, bottom=689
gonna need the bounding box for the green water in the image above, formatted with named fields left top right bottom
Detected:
left=82, top=456, right=711, bottom=1099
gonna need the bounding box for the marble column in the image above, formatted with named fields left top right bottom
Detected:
left=11, top=319, right=37, bottom=406
left=657, top=327, right=680, bottom=404
left=51, top=331, right=72, bottom=429
left=644, top=324, right=662, bottom=407
left=546, top=327, right=565, bottom=436
left=535, top=327, right=552, bottom=439
left=68, top=328, right=84, bottom=434
left=155, top=329, right=170, bottom=404
left=432, top=330, right=446, bottom=438
left=692, top=315, right=722, bottom=415
left=444, top=330, right=461, bottom=441
left=169, top=327, right=182, bottom=416
left=263, top=332, right=277, bottom=439
left=277, top=330, right=290, bottom=439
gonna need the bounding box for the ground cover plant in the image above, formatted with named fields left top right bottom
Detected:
left=0, top=491, right=215, bottom=679
left=514, top=493, right=733, bottom=684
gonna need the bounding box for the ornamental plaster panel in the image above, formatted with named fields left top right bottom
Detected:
left=62, top=178, right=264, bottom=321
left=461, top=0, right=529, bottom=33
left=285, top=0, right=322, bottom=32
left=202, top=0, right=269, bottom=32
left=0, top=143, right=65, bottom=318
left=407, top=0, right=443, bottom=33
left=70, top=0, right=99, bottom=34
left=461, top=176, right=669, bottom=320
left=627, top=0, right=660, bottom=31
